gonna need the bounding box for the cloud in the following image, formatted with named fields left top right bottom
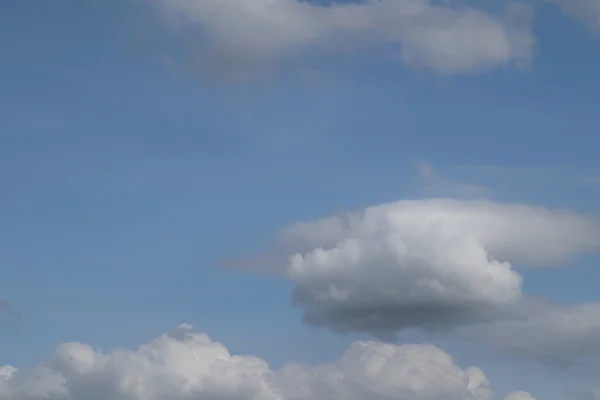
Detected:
left=0, top=324, right=532, bottom=400
left=504, top=392, right=537, bottom=400
left=566, top=387, right=600, bottom=400
left=414, top=160, right=491, bottom=198
left=551, top=0, right=600, bottom=32
left=150, top=0, right=535, bottom=79
left=579, top=388, right=600, bottom=400
left=235, top=199, right=600, bottom=336
left=583, top=177, right=600, bottom=185
left=468, top=299, right=600, bottom=367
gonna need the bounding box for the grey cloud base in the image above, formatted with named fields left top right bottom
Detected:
left=464, top=300, right=600, bottom=366
left=0, top=324, right=534, bottom=400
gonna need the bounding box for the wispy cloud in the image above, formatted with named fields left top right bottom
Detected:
left=583, top=177, right=600, bottom=185
left=455, top=165, right=600, bottom=188
left=150, top=0, right=535, bottom=80
left=550, top=0, right=600, bottom=32
left=453, top=164, right=596, bottom=189
left=0, top=301, right=21, bottom=326
left=414, top=159, right=491, bottom=198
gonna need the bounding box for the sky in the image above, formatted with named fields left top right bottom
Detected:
left=2, top=0, right=600, bottom=399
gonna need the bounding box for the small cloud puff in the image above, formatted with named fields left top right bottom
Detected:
left=0, top=325, right=532, bottom=400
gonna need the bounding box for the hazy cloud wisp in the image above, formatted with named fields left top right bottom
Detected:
left=0, top=302, right=20, bottom=325
left=551, top=0, right=600, bottom=32
left=150, top=0, right=535, bottom=79
left=414, top=160, right=491, bottom=198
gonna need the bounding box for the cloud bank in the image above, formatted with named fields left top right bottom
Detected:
left=0, top=324, right=534, bottom=400
left=151, top=0, right=535, bottom=78
left=237, top=199, right=600, bottom=337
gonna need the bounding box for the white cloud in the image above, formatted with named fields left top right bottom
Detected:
left=237, top=199, right=600, bottom=336
left=504, top=391, right=536, bottom=400
left=151, top=0, right=535, bottom=78
left=551, top=0, right=600, bottom=32
left=0, top=324, right=532, bottom=400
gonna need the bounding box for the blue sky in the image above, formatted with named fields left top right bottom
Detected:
left=2, top=1, right=600, bottom=400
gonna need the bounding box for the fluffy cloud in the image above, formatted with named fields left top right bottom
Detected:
left=551, top=0, right=600, bottom=32
left=151, top=0, right=535, bottom=78
left=238, top=199, right=600, bottom=336
left=0, top=324, right=531, bottom=400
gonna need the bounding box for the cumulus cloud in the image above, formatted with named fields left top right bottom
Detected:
left=0, top=324, right=532, bottom=400
left=551, top=0, right=600, bottom=32
left=236, top=199, right=600, bottom=336
left=150, top=0, right=535, bottom=79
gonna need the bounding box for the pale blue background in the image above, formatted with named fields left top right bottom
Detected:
left=1, top=1, right=600, bottom=399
